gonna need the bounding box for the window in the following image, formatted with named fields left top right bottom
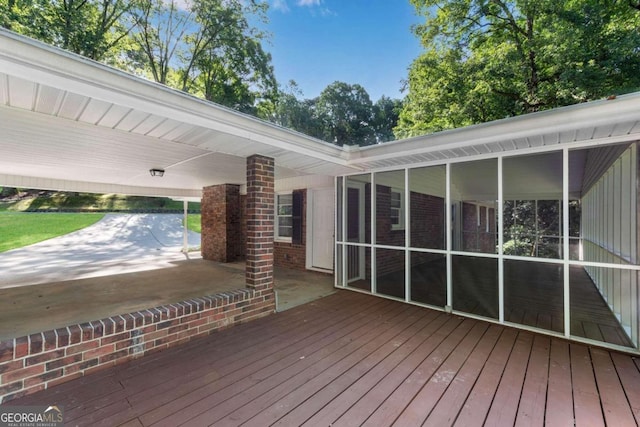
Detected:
left=390, top=188, right=405, bottom=230
left=275, top=193, right=293, bottom=240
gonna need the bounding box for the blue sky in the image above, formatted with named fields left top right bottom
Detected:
left=263, top=0, right=423, bottom=101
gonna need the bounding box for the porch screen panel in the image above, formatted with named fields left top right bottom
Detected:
left=336, top=177, right=343, bottom=242
left=569, top=143, right=638, bottom=348
left=375, top=170, right=406, bottom=247
left=409, top=166, right=445, bottom=250
left=346, top=247, right=371, bottom=293
left=570, top=265, right=636, bottom=348
left=452, top=255, right=498, bottom=320
left=376, top=248, right=405, bottom=299
left=410, top=252, right=446, bottom=307
left=450, top=159, right=498, bottom=254
left=346, top=174, right=371, bottom=244
left=504, top=260, right=564, bottom=333
left=503, top=152, right=563, bottom=259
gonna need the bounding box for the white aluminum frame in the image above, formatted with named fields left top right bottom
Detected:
left=335, top=140, right=640, bottom=353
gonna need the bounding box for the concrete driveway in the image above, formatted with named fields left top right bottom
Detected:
left=0, top=213, right=201, bottom=288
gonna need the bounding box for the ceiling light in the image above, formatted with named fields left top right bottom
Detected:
left=149, top=168, right=165, bottom=177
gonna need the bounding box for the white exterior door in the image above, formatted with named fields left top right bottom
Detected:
left=307, top=187, right=334, bottom=271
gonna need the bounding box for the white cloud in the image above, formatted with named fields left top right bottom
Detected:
left=272, top=0, right=333, bottom=15
left=272, top=0, right=290, bottom=12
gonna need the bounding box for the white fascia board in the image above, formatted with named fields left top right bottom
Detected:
left=0, top=30, right=352, bottom=167
left=350, top=93, right=640, bottom=164
left=0, top=174, right=202, bottom=199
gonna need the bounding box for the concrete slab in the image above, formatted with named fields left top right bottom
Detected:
left=0, top=213, right=201, bottom=288
left=0, top=213, right=336, bottom=340
left=0, top=261, right=335, bottom=340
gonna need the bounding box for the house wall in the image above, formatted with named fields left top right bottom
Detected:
left=202, top=188, right=309, bottom=271
left=273, top=189, right=307, bottom=271
left=0, top=290, right=274, bottom=404
left=462, top=202, right=496, bottom=253
left=202, top=184, right=242, bottom=262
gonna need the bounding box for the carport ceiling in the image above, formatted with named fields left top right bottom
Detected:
left=0, top=30, right=357, bottom=199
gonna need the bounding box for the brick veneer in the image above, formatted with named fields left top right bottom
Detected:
left=274, top=189, right=307, bottom=270
left=201, top=184, right=242, bottom=262
left=0, top=289, right=274, bottom=404
left=245, top=155, right=275, bottom=291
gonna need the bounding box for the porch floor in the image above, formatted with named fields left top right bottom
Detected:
left=7, top=291, right=640, bottom=426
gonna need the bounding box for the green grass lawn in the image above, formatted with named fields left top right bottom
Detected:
left=0, top=212, right=105, bottom=253
left=186, top=214, right=201, bottom=233
left=0, top=190, right=202, bottom=253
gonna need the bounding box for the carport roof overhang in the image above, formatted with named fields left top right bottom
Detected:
left=0, top=30, right=357, bottom=199
left=1, top=29, right=640, bottom=200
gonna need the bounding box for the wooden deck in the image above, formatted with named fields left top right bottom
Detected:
left=7, top=291, right=640, bottom=426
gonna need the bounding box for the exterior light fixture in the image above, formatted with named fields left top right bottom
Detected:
left=149, top=168, right=165, bottom=177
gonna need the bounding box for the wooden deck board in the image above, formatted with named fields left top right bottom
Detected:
left=591, top=348, right=636, bottom=426
left=545, top=339, right=575, bottom=426
left=392, top=322, right=494, bottom=426
left=4, top=291, right=640, bottom=427
left=300, top=315, right=463, bottom=427
left=244, top=310, right=443, bottom=427
left=416, top=324, right=503, bottom=427
left=515, top=334, right=550, bottom=426
left=453, top=328, right=519, bottom=427
left=483, top=331, right=534, bottom=426
left=139, top=299, right=406, bottom=426
left=571, top=344, right=606, bottom=427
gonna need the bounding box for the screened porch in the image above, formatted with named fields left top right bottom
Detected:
left=336, top=142, right=639, bottom=352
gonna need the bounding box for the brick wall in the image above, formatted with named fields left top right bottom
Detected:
left=410, top=192, right=445, bottom=250
left=0, top=289, right=274, bottom=404
left=274, top=189, right=307, bottom=270
left=462, top=202, right=497, bottom=253
left=201, top=184, right=242, bottom=262
left=245, top=155, right=275, bottom=291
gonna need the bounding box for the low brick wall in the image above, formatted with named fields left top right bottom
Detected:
left=0, top=288, right=274, bottom=404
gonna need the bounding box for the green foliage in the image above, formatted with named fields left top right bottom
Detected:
left=0, top=212, right=104, bottom=252
left=397, top=0, right=640, bottom=137
left=1, top=0, right=138, bottom=61
left=128, top=0, right=276, bottom=114
left=263, top=80, right=402, bottom=146
left=0, top=190, right=201, bottom=212
left=315, top=81, right=376, bottom=146
left=1, top=0, right=275, bottom=115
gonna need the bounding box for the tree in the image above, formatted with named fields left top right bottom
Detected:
left=128, top=0, right=276, bottom=113
left=396, top=0, right=640, bottom=138
left=1, top=0, right=138, bottom=61
left=372, top=96, right=402, bottom=143
left=315, top=81, right=376, bottom=146
left=262, top=81, right=400, bottom=146
left=263, top=81, right=324, bottom=139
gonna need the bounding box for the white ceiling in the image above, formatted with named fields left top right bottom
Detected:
left=1, top=29, right=639, bottom=201
left=0, top=30, right=358, bottom=199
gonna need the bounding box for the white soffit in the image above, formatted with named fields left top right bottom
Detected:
left=349, top=94, right=640, bottom=170
left=0, top=30, right=358, bottom=198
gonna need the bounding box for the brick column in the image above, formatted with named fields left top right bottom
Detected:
left=201, top=184, right=241, bottom=262
left=245, top=155, right=274, bottom=290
